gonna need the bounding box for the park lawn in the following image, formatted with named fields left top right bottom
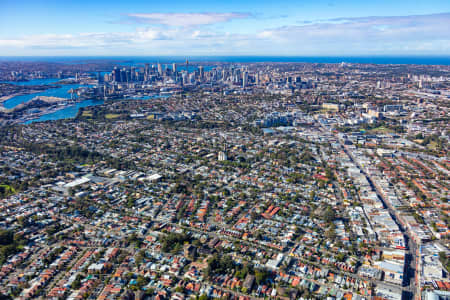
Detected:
left=105, top=114, right=121, bottom=119
left=82, top=110, right=93, bottom=117
left=368, top=126, right=394, bottom=134
left=426, top=141, right=438, bottom=150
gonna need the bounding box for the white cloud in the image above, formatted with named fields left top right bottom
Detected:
left=255, top=13, right=450, bottom=55
left=126, top=12, right=251, bottom=27
left=0, top=12, right=449, bottom=55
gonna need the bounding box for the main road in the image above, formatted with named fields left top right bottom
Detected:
left=341, top=143, right=418, bottom=300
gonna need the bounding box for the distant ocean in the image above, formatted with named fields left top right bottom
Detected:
left=1, top=56, right=450, bottom=66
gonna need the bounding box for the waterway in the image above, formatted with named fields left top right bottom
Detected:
left=3, top=74, right=178, bottom=124
left=1, top=78, right=104, bottom=123
left=24, top=99, right=104, bottom=124
left=2, top=80, right=87, bottom=109
left=0, top=78, right=59, bottom=86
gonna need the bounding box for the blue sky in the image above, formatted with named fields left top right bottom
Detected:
left=0, top=0, right=449, bottom=56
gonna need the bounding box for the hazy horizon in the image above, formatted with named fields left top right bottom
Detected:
left=1, top=55, right=450, bottom=66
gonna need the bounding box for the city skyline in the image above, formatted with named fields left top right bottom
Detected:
left=0, top=0, right=450, bottom=56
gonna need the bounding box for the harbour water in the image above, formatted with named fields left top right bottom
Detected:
left=2, top=79, right=171, bottom=123
left=23, top=99, right=104, bottom=124
left=2, top=81, right=87, bottom=109
left=0, top=78, right=58, bottom=86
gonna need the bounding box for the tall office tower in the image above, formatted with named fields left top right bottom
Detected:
left=113, top=67, right=120, bottom=82
left=144, top=63, right=149, bottom=81
left=235, top=68, right=240, bottom=79
left=130, top=67, right=136, bottom=81
left=186, top=59, right=189, bottom=76
left=172, top=63, right=177, bottom=73
left=157, top=63, right=162, bottom=76
left=243, top=71, right=248, bottom=88
left=138, top=70, right=144, bottom=82
left=97, top=71, right=103, bottom=83
left=198, top=66, right=204, bottom=79
left=112, top=68, right=117, bottom=82
left=134, top=70, right=139, bottom=81
left=182, top=72, right=188, bottom=85
left=189, top=73, right=195, bottom=84
left=234, top=69, right=241, bottom=84
left=255, top=73, right=260, bottom=85
left=120, top=68, right=127, bottom=83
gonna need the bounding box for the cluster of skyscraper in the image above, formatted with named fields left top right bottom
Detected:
left=95, top=62, right=307, bottom=90
left=99, top=61, right=195, bottom=86
left=97, top=61, right=255, bottom=87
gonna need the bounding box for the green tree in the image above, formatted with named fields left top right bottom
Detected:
left=255, top=268, right=269, bottom=285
